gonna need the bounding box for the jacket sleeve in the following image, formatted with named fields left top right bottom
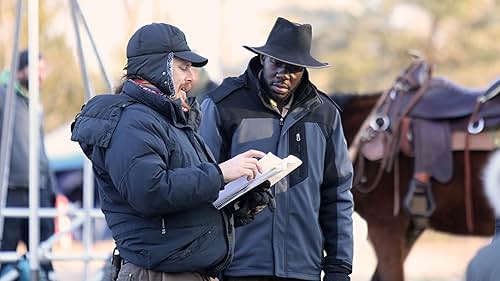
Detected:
left=320, top=110, right=354, bottom=279
left=104, top=114, right=224, bottom=216
left=200, top=98, right=229, bottom=163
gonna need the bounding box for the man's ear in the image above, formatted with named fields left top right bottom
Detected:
left=259, top=55, right=265, bottom=65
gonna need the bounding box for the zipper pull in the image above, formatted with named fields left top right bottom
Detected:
left=161, top=218, right=166, bottom=235
left=296, top=132, right=301, bottom=153
left=279, top=118, right=284, bottom=126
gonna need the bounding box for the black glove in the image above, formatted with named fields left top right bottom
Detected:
left=322, top=257, right=352, bottom=281
left=323, top=272, right=350, bottom=281
left=227, top=181, right=276, bottom=227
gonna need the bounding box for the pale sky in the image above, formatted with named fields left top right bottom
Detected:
left=52, top=0, right=373, bottom=83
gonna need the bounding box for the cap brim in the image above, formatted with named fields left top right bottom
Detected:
left=174, top=51, right=208, bottom=67
left=243, top=45, right=329, bottom=69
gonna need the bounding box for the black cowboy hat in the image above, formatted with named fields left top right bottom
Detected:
left=244, top=17, right=329, bottom=69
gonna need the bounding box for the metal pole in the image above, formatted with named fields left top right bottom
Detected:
left=0, top=269, right=20, bottom=281
left=70, top=0, right=93, bottom=101
left=0, top=0, right=23, bottom=250
left=0, top=252, right=109, bottom=262
left=70, top=1, right=95, bottom=279
left=28, top=0, right=41, bottom=279
left=38, top=216, right=85, bottom=254
left=1, top=207, right=104, bottom=218
left=73, top=0, right=113, bottom=92
left=0, top=252, right=20, bottom=263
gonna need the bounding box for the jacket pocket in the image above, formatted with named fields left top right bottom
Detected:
left=289, top=123, right=308, bottom=187
left=149, top=225, right=217, bottom=268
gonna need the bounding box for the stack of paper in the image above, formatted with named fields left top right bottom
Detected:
left=212, top=152, right=302, bottom=209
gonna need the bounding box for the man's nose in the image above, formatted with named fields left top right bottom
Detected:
left=276, top=67, right=290, bottom=79
left=186, top=69, right=194, bottom=81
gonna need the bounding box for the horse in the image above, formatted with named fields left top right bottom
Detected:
left=331, top=59, right=500, bottom=281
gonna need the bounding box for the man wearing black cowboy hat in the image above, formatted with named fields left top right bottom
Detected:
left=200, top=17, right=354, bottom=281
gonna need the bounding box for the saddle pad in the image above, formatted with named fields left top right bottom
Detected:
left=412, top=118, right=452, bottom=183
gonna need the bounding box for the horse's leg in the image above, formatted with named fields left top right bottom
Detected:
left=403, top=219, right=426, bottom=258
left=370, top=219, right=426, bottom=281
left=368, top=219, right=408, bottom=281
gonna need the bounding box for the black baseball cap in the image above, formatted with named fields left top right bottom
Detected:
left=126, top=23, right=207, bottom=67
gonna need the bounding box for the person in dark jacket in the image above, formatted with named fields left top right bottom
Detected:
left=200, top=17, right=354, bottom=281
left=466, top=150, right=500, bottom=281
left=71, top=23, right=267, bottom=281
left=0, top=49, right=57, bottom=280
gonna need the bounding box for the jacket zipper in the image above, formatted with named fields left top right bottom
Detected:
left=161, top=217, right=166, bottom=235
left=296, top=132, right=301, bottom=153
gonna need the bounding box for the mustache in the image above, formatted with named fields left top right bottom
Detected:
left=272, top=80, right=290, bottom=89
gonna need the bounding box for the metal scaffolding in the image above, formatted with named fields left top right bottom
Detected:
left=0, top=0, right=113, bottom=280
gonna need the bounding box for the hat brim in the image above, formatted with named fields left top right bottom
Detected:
left=174, top=51, right=208, bottom=67
left=244, top=46, right=329, bottom=69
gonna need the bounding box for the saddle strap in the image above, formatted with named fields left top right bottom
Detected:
left=451, top=131, right=499, bottom=151
left=462, top=101, right=490, bottom=233
left=354, top=148, right=388, bottom=194
left=386, top=67, right=433, bottom=172
left=399, top=117, right=414, bottom=157
left=464, top=134, right=474, bottom=233
left=349, top=89, right=392, bottom=162
left=393, top=154, right=400, bottom=216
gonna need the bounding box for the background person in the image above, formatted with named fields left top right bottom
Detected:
left=0, top=49, right=57, bottom=280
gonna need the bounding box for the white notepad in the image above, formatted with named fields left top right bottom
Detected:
left=212, top=152, right=302, bottom=209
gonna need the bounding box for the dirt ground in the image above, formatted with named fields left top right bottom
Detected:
left=50, top=214, right=491, bottom=281
left=349, top=214, right=491, bottom=281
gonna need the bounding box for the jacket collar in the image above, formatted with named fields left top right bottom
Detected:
left=0, top=70, right=28, bottom=98
left=121, top=80, right=201, bottom=130
left=495, top=218, right=500, bottom=238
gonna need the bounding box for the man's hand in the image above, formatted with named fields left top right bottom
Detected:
left=227, top=181, right=276, bottom=227
left=219, top=150, right=266, bottom=182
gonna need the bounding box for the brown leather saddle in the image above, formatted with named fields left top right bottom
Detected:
left=355, top=57, right=500, bottom=231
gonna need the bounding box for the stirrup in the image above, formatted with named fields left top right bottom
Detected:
left=403, top=179, right=436, bottom=217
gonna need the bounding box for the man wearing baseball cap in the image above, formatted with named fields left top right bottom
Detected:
left=71, top=22, right=268, bottom=281
left=201, top=17, right=354, bottom=281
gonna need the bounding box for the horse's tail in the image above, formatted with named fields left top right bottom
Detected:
left=483, top=150, right=500, bottom=217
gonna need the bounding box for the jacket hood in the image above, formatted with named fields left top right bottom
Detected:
left=126, top=53, right=174, bottom=95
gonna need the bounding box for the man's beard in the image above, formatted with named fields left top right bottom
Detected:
left=259, top=71, right=293, bottom=103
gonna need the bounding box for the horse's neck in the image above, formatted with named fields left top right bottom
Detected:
left=331, top=92, right=382, bottom=145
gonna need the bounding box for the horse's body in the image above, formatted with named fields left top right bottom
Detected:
left=333, top=91, right=496, bottom=281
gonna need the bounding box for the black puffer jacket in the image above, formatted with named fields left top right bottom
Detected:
left=71, top=80, right=233, bottom=275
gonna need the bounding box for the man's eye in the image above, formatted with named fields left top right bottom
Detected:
left=289, top=65, right=303, bottom=72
